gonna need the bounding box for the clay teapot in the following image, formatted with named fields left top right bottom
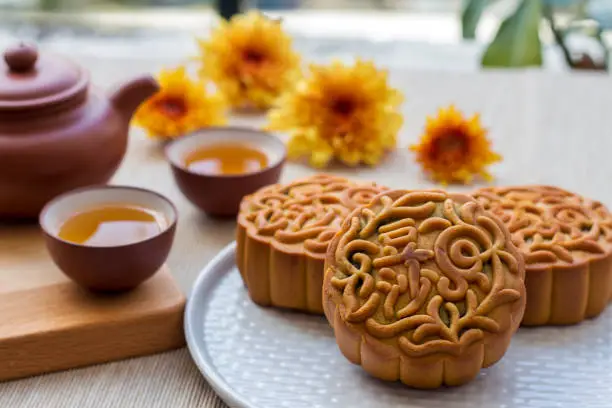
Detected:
left=0, top=43, right=159, bottom=219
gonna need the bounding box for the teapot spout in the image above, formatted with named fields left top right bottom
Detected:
left=110, top=75, right=159, bottom=122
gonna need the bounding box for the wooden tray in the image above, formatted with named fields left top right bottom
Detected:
left=0, top=222, right=186, bottom=382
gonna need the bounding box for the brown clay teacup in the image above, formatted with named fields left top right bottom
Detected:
left=165, top=127, right=286, bottom=217
left=39, top=186, right=178, bottom=292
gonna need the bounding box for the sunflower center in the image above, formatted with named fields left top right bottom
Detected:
left=430, top=131, right=470, bottom=164
left=331, top=98, right=355, bottom=116
left=155, top=97, right=187, bottom=119
left=243, top=49, right=265, bottom=64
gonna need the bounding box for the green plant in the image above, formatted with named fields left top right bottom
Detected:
left=462, top=0, right=611, bottom=70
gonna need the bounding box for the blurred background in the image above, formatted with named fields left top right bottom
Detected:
left=0, top=0, right=609, bottom=72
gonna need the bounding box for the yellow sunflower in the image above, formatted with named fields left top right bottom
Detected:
left=267, top=59, right=403, bottom=168
left=134, top=66, right=227, bottom=140
left=410, top=105, right=501, bottom=185
left=197, top=11, right=301, bottom=110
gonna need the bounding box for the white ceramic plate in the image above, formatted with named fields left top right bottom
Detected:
left=185, top=242, right=612, bottom=408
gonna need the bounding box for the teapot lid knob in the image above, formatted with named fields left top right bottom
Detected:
left=4, top=43, right=38, bottom=73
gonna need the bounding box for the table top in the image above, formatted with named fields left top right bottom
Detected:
left=1, top=58, right=611, bottom=407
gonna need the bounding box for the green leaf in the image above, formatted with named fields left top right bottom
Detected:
left=461, top=0, right=490, bottom=39
left=481, top=0, right=543, bottom=68
left=39, top=0, right=62, bottom=10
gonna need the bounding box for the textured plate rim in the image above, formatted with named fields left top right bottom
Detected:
left=184, top=241, right=255, bottom=408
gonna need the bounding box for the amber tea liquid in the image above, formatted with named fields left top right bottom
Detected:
left=58, top=205, right=162, bottom=247
left=184, top=143, right=268, bottom=175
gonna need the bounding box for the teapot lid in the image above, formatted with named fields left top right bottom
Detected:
left=0, top=43, right=88, bottom=110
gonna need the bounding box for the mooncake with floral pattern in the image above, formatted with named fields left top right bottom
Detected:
left=473, top=185, right=612, bottom=326
left=323, top=190, right=526, bottom=388
left=237, top=174, right=386, bottom=314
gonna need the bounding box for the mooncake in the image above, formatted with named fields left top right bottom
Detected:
left=322, top=190, right=526, bottom=388
left=237, top=174, right=386, bottom=314
left=473, top=185, right=612, bottom=326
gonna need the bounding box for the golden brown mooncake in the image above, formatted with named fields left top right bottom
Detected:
left=322, top=190, right=526, bottom=389
left=236, top=174, right=387, bottom=314
left=473, top=185, right=612, bottom=326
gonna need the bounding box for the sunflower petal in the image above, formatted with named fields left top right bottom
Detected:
left=265, top=60, right=403, bottom=168
left=409, top=105, right=501, bottom=185
left=133, top=66, right=227, bottom=140
left=196, top=11, right=301, bottom=110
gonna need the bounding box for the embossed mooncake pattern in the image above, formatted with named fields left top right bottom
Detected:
left=473, top=185, right=612, bottom=326
left=323, top=190, right=526, bottom=389
left=237, top=174, right=386, bottom=314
